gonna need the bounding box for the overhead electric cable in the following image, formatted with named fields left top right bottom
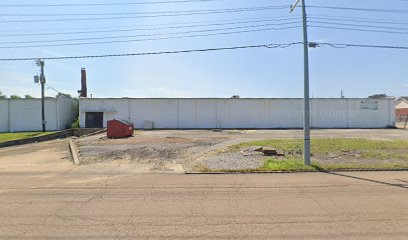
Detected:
left=0, top=26, right=302, bottom=49
left=319, top=42, right=408, bottom=50
left=310, top=25, right=408, bottom=35
left=308, top=14, right=408, bottom=24
left=0, top=5, right=291, bottom=23
left=0, top=18, right=299, bottom=37
left=309, top=16, right=408, bottom=26
left=0, top=16, right=292, bottom=33
left=0, top=42, right=303, bottom=61
left=2, top=5, right=289, bottom=16
left=45, top=83, right=63, bottom=95
left=0, top=21, right=301, bottom=44
left=309, top=21, right=408, bottom=31
left=307, top=5, right=408, bottom=14
left=1, top=42, right=408, bottom=62
left=0, top=0, right=235, bottom=7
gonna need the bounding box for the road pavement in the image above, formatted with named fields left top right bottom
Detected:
left=1, top=170, right=407, bottom=239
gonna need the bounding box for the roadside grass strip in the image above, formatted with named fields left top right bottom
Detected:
left=0, top=132, right=53, bottom=143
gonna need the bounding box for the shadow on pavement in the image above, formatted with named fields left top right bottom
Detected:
left=324, top=171, right=408, bottom=190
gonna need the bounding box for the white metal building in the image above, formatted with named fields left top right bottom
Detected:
left=79, top=98, right=395, bottom=129
left=0, top=97, right=77, bottom=132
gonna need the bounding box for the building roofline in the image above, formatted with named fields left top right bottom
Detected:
left=79, top=97, right=396, bottom=100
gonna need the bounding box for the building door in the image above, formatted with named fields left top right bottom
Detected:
left=85, top=112, right=103, bottom=128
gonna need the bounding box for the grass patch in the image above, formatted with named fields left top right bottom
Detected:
left=229, top=138, right=408, bottom=171
left=0, top=132, right=53, bottom=143
left=260, top=159, right=408, bottom=172
left=262, top=158, right=317, bottom=171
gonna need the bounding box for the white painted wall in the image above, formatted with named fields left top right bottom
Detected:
left=0, top=98, right=76, bottom=132
left=79, top=98, right=395, bottom=129
left=0, top=101, right=9, bottom=132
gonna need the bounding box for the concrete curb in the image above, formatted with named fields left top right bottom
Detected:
left=68, top=138, right=80, bottom=165
left=0, top=130, right=73, bottom=148
left=0, top=128, right=102, bottom=149
left=79, top=129, right=107, bottom=138
left=185, top=168, right=408, bottom=174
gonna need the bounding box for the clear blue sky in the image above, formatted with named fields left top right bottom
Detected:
left=0, top=0, right=407, bottom=98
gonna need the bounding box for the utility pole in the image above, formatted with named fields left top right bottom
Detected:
left=290, top=0, right=311, bottom=166
left=36, top=59, right=46, bottom=132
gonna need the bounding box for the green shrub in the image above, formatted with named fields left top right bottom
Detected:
left=71, top=117, right=80, bottom=129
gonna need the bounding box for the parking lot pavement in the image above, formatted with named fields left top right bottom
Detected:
left=0, top=170, right=407, bottom=239
left=0, top=139, right=74, bottom=175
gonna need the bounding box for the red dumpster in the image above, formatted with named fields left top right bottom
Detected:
left=107, top=119, right=134, bottom=138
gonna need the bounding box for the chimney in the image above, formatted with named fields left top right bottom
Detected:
left=78, top=68, right=88, bottom=98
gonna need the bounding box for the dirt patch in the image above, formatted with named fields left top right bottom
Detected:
left=78, top=132, right=229, bottom=170
left=77, top=129, right=408, bottom=172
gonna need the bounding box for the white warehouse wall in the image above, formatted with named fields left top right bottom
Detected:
left=0, top=101, right=9, bottom=132
left=57, top=97, right=78, bottom=130
left=0, top=98, right=76, bottom=132
left=79, top=98, right=395, bottom=129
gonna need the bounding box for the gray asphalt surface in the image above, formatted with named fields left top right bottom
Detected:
left=1, top=171, right=407, bottom=239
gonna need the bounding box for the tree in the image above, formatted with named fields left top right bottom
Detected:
left=56, top=93, right=72, bottom=98
left=9, top=94, right=21, bottom=99
left=369, top=94, right=388, bottom=98
left=0, top=91, right=6, bottom=99
left=24, top=94, right=35, bottom=99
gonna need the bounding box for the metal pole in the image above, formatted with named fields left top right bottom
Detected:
left=301, top=0, right=311, bottom=166
left=39, top=60, right=46, bottom=132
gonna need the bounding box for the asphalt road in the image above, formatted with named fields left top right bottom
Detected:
left=1, top=171, right=407, bottom=239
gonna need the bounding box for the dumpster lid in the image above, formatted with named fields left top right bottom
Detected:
left=114, top=118, right=134, bottom=126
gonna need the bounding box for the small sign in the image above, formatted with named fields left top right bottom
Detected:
left=361, top=100, right=379, bottom=110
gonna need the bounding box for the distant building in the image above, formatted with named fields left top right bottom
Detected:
left=396, top=97, right=408, bottom=122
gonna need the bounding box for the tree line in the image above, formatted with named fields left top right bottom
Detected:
left=0, top=91, right=72, bottom=99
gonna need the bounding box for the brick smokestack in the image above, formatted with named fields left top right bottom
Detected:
left=78, top=68, right=87, bottom=98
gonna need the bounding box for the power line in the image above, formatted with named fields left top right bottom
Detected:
left=0, top=26, right=302, bottom=49
left=45, top=83, right=63, bottom=95
left=0, top=0, right=233, bottom=7
left=310, top=25, right=408, bottom=35
left=0, top=21, right=302, bottom=45
left=1, top=5, right=289, bottom=17
left=1, top=42, right=408, bottom=62
left=307, top=5, right=408, bottom=14
left=309, top=21, right=408, bottom=31
left=319, top=42, right=408, bottom=50
left=0, top=18, right=300, bottom=38
left=0, top=16, right=291, bottom=33
left=0, top=43, right=303, bottom=61
left=309, top=16, right=408, bottom=26
left=0, top=5, right=291, bottom=23
left=309, top=14, right=408, bottom=24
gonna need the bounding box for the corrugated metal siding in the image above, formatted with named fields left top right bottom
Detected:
left=79, top=98, right=395, bottom=129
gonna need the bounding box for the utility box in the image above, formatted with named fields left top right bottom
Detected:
left=107, top=119, right=134, bottom=138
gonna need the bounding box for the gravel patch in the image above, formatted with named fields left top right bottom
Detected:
left=201, top=151, right=264, bottom=171
left=198, top=146, right=269, bottom=171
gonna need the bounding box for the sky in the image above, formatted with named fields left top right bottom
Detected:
left=0, top=0, right=408, bottom=99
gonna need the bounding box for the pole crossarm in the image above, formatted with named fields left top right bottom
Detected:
left=290, top=0, right=301, bottom=13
